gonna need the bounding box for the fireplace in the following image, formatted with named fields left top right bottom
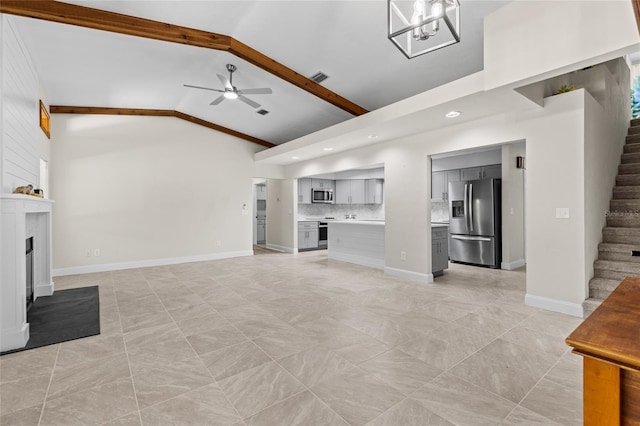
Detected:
left=1, top=194, right=54, bottom=351
left=26, top=237, right=34, bottom=311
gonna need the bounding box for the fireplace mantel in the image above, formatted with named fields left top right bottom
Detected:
left=1, top=194, right=54, bottom=351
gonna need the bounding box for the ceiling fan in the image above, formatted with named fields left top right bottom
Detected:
left=184, top=64, right=272, bottom=109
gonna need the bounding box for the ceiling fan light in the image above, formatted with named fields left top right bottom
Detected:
left=224, top=91, right=238, bottom=100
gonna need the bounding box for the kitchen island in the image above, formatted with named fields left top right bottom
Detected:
left=328, top=220, right=385, bottom=269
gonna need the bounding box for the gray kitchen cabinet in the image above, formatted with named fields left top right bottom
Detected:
left=461, top=167, right=482, bottom=180
left=431, top=225, right=449, bottom=277
left=311, top=179, right=335, bottom=191
left=431, top=171, right=445, bottom=202
left=365, top=179, right=383, bottom=204
left=298, top=221, right=319, bottom=250
left=432, top=170, right=460, bottom=201
left=481, top=164, right=502, bottom=179
left=335, top=179, right=365, bottom=204
left=461, top=164, right=501, bottom=180
left=257, top=219, right=266, bottom=243
left=298, top=178, right=311, bottom=204
left=256, top=184, right=267, bottom=200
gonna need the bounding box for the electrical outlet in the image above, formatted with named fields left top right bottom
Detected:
left=510, top=207, right=514, bottom=215
left=86, top=250, right=92, bottom=257
left=401, top=251, right=407, bottom=261
left=94, top=248, right=101, bottom=257
left=556, top=208, right=570, bottom=219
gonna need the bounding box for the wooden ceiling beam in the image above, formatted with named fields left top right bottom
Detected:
left=633, top=0, right=640, bottom=36
left=1, top=0, right=369, bottom=117
left=49, top=106, right=276, bottom=148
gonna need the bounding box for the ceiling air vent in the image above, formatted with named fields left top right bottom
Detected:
left=310, top=71, right=329, bottom=84
left=256, top=109, right=270, bottom=116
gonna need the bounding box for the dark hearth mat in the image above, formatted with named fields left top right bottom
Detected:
left=1, top=286, right=100, bottom=355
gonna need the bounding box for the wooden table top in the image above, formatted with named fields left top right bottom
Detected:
left=566, top=276, right=640, bottom=371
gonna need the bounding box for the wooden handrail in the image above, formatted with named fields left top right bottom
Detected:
left=566, top=276, right=640, bottom=425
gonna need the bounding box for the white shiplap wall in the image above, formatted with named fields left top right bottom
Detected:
left=2, top=16, right=41, bottom=193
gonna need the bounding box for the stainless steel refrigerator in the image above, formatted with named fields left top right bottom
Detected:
left=448, top=178, right=501, bottom=268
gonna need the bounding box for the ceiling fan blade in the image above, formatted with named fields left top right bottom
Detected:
left=237, top=95, right=261, bottom=108
left=210, top=95, right=226, bottom=106
left=184, top=84, right=224, bottom=92
left=217, top=74, right=233, bottom=90
left=238, top=88, right=272, bottom=95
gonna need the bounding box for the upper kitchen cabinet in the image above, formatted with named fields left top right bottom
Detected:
left=311, top=179, right=335, bottom=191
left=298, top=178, right=312, bottom=204
left=336, top=179, right=365, bottom=204
left=365, top=179, right=384, bottom=204
left=461, top=164, right=501, bottom=180
left=431, top=171, right=445, bottom=202
left=432, top=170, right=460, bottom=201
left=256, top=184, right=267, bottom=200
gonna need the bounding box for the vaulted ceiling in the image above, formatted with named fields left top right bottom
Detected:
left=3, top=0, right=509, bottom=147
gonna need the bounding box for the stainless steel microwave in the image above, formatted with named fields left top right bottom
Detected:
left=312, top=188, right=334, bottom=204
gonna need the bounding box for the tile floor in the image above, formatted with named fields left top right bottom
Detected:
left=0, top=250, right=584, bottom=425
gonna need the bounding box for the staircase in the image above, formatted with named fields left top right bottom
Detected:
left=583, top=118, right=640, bottom=317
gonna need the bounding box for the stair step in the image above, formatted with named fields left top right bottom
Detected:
left=626, top=134, right=640, bottom=143
left=632, top=118, right=640, bottom=127
left=589, top=277, right=622, bottom=299
left=602, top=226, right=640, bottom=244
left=624, top=143, right=640, bottom=154
left=616, top=174, right=640, bottom=186
left=629, top=126, right=640, bottom=135
left=609, top=199, right=640, bottom=211
left=594, top=259, right=640, bottom=280
left=618, top=163, right=640, bottom=175
left=621, top=152, right=640, bottom=164
left=613, top=186, right=640, bottom=199
left=599, top=243, right=640, bottom=262
left=582, top=298, right=602, bottom=318
left=606, top=214, right=640, bottom=228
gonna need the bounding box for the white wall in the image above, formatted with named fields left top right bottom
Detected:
left=501, top=141, right=525, bottom=269
left=285, top=90, right=593, bottom=314
left=51, top=114, right=262, bottom=275
left=1, top=16, right=50, bottom=194
left=484, top=1, right=640, bottom=90
left=265, top=179, right=296, bottom=253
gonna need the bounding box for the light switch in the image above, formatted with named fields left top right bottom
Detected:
left=556, top=208, right=570, bottom=219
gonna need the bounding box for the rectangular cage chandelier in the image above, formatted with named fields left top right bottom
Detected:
left=388, top=0, right=460, bottom=59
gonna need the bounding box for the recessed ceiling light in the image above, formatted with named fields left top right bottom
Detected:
left=445, top=111, right=461, bottom=118
left=323, top=147, right=334, bottom=151
left=368, top=134, right=378, bottom=139
left=291, top=156, right=300, bottom=160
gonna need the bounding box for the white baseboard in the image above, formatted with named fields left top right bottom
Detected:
left=1, top=323, right=29, bottom=352
left=53, top=250, right=254, bottom=277
left=35, top=281, right=54, bottom=297
left=385, top=267, right=433, bottom=283
left=525, top=294, right=584, bottom=318
left=501, top=259, right=526, bottom=270
left=266, top=243, right=295, bottom=254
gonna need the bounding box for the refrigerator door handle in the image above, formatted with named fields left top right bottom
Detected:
left=463, top=183, right=469, bottom=232
left=469, top=183, right=474, bottom=232
left=451, top=235, right=492, bottom=242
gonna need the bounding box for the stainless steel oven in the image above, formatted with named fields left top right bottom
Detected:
left=318, top=221, right=328, bottom=248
